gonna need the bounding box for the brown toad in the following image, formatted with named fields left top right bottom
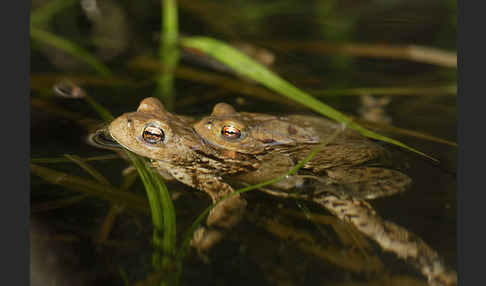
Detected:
left=194, top=102, right=411, bottom=200
left=108, top=98, right=411, bottom=234
left=108, top=98, right=411, bottom=249
left=107, top=98, right=457, bottom=286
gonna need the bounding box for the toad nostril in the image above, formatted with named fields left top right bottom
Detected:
left=126, top=117, right=133, bottom=128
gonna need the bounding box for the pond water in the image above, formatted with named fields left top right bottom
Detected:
left=31, top=0, right=456, bottom=285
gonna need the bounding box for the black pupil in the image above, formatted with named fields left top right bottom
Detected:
left=221, top=126, right=241, bottom=139
left=143, top=126, right=164, bottom=144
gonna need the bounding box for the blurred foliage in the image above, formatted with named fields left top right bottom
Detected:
left=30, top=0, right=456, bottom=285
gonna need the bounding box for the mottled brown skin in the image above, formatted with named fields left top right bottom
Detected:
left=194, top=103, right=412, bottom=200
left=193, top=103, right=320, bottom=154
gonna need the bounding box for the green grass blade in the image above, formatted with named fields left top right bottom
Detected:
left=30, top=27, right=112, bottom=76
left=64, top=154, right=112, bottom=186
left=119, top=267, right=130, bottom=286
left=83, top=95, right=115, bottom=121
left=162, top=0, right=178, bottom=42
left=126, top=153, right=164, bottom=262
left=30, top=163, right=149, bottom=212
left=155, top=0, right=180, bottom=110
left=30, top=154, right=119, bottom=164
left=355, top=118, right=457, bottom=147
left=308, top=85, right=457, bottom=97
left=179, top=37, right=437, bottom=162
left=125, top=151, right=177, bottom=276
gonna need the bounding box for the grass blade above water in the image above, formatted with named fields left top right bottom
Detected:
left=180, top=36, right=437, bottom=162
left=155, top=0, right=180, bottom=110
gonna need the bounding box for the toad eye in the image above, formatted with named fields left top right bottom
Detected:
left=221, top=125, right=242, bottom=140
left=142, top=124, right=165, bottom=144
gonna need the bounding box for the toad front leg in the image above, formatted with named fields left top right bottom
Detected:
left=191, top=173, right=247, bottom=253
left=159, top=164, right=247, bottom=253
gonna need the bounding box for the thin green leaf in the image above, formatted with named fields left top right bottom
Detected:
left=30, top=27, right=112, bottom=76
left=125, top=151, right=177, bottom=269
left=30, top=154, right=119, bottom=164
left=308, top=85, right=457, bottom=97
left=64, top=154, right=112, bottom=186
left=119, top=267, right=130, bottom=286
left=30, top=163, right=149, bottom=213
left=179, top=37, right=437, bottom=162
left=355, top=118, right=457, bottom=147
left=83, top=94, right=115, bottom=121
left=155, top=0, right=180, bottom=110
left=162, top=0, right=178, bottom=43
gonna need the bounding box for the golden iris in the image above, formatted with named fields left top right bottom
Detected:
left=142, top=125, right=164, bottom=144
left=221, top=125, right=242, bottom=140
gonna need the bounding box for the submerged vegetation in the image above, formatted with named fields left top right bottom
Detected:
left=30, top=0, right=456, bottom=285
